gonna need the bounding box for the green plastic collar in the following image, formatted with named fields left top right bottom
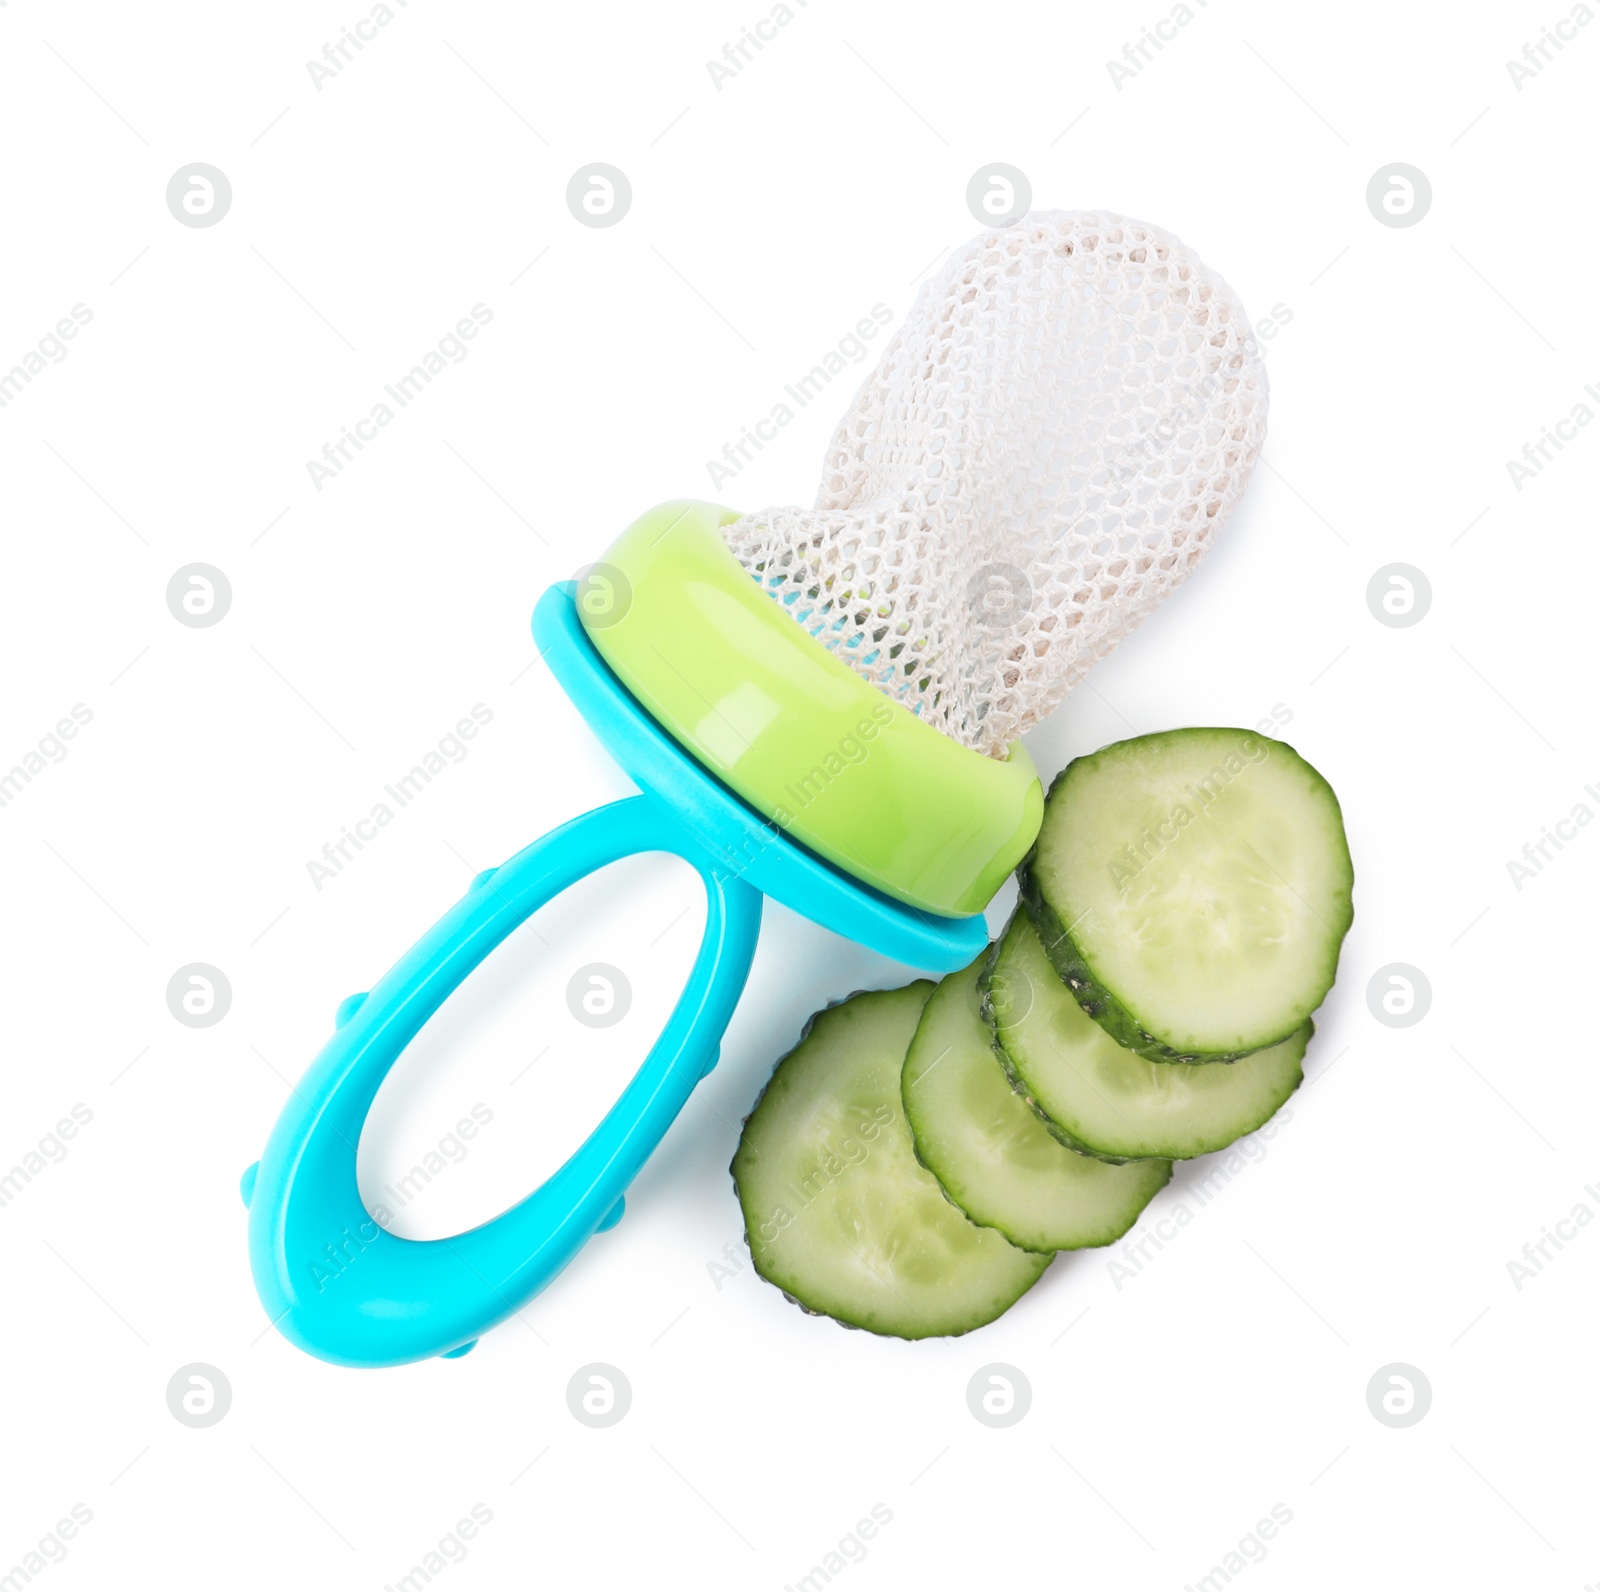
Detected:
left=579, top=501, right=1043, bottom=918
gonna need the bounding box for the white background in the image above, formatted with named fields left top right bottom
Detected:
left=1, top=1, right=1594, bottom=1587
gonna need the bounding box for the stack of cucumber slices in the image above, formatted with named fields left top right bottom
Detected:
left=732, top=728, right=1354, bottom=1338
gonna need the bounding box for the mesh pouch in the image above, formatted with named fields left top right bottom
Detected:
left=722, top=211, right=1269, bottom=756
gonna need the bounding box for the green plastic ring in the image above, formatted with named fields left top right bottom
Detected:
left=579, top=501, right=1043, bottom=918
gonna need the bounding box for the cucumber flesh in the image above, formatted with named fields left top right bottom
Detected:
left=1022, top=728, right=1353, bottom=1060
left=732, top=983, right=1049, bottom=1339
left=987, top=914, right=1308, bottom=1162
left=903, top=956, right=1172, bottom=1253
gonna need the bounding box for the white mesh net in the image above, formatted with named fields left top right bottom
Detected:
left=721, top=210, right=1269, bottom=757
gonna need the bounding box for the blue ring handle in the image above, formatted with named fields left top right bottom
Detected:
left=245, top=584, right=990, bottom=1368
left=244, top=796, right=761, bottom=1368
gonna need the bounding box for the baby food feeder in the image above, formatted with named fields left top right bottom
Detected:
left=242, top=212, right=1268, bottom=1366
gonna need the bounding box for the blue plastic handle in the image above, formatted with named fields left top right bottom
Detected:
left=244, top=795, right=762, bottom=1367
left=243, top=586, right=989, bottom=1368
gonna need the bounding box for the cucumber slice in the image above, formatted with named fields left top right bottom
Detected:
left=732, top=983, right=1049, bottom=1338
left=903, top=956, right=1172, bottom=1253
left=987, top=914, right=1307, bottom=1161
left=1021, top=728, right=1352, bottom=1060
